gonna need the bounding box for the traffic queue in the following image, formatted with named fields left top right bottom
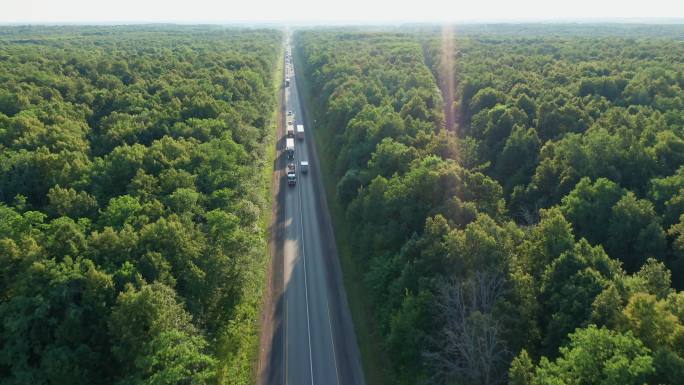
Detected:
left=284, top=43, right=309, bottom=187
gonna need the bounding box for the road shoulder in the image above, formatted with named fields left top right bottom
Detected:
left=257, top=34, right=287, bottom=385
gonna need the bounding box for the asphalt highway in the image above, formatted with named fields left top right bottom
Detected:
left=260, top=38, right=366, bottom=385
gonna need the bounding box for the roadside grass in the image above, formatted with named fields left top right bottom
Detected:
left=293, top=38, right=394, bottom=385
left=217, top=32, right=285, bottom=385
left=260, top=35, right=285, bottom=231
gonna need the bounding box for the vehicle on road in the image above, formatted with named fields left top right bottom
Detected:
left=285, top=77, right=290, bottom=87
left=287, top=110, right=293, bottom=116
left=286, top=137, right=295, bottom=159
left=287, top=124, right=294, bottom=137
left=300, top=160, right=309, bottom=173
left=287, top=171, right=296, bottom=186
left=296, top=124, right=304, bottom=140
left=287, top=162, right=296, bottom=185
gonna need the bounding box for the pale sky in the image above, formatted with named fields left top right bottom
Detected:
left=2, top=0, right=683, bottom=24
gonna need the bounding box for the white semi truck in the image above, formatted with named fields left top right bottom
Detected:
left=296, top=124, right=304, bottom=140
left=286, top=137, right=295, bottom=159
left=287, top=124, right=295, bottom=138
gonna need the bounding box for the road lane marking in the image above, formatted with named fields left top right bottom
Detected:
left=293, top=60, right=342, bottom=385
left=326, top=300, right=342, bottom=385
left=297, top=153, right=315, bottom=385
left=292, top=71, right=315, bottom=385
left=284, top=273, right=288, bottom=385
left=284, top=48, right=289, bottom=385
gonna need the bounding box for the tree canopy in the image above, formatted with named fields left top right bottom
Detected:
left=0, top=26, right=281, bottom=385
left=296, top=25, right=684, bottom=385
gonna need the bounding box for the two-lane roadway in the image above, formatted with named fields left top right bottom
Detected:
left=260, top=37, right=366, bottom=385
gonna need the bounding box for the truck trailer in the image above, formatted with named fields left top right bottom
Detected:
left=296, top=124, right=304, bottom=140
left=286, top=137, right=295, bottom=159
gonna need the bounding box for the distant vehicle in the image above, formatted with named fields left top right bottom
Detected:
left=300, top=160, right=309, bottom=174
left=287, top=110, right=293, bottom=116
left=287, top=162, right=296, bottom=185
left=287, top=124, right=295, bottom=138
left=285, top=78, right=290, bottom=87
left=286, top=137, right=295, bottom=159
left=296, top=124, right=304, bottom=140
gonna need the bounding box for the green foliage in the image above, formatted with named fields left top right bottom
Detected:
left=670, top=214, right=684, bottom=261
left=0, top=26, right=280, bottom=384
left=606, top=193, right=666, bottom=272
left=539, top=239, right=620, bottom=353
left=129, top=330, right=216, bottom=385
left=298, top=29, right=512, bottom=382
left=560, top=177, right=626, bottom=245
left=47, top=185, right=99, bottom=219
left=298, top=25, right=684, bottom=384
left=109, top=283, right=196, bottom=366
left=622, top=293, right=684, bottom=352
left=509, top=350, right=534, bottom=385
left=495, top=126, right=541, bottom=195
left=469, top=87, right=505, bottom=116
left=0, top=257, right=115, bottom=385
left=424, top=27, right=684, bottom=384
left=534, top=326, right=654, bottom=385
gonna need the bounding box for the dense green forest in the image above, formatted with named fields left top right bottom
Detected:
left=0, top=26, right=281, bottom=384
left=295, top=26, right=684, bottom=385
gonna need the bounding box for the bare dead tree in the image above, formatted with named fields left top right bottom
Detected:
left=423, top=271, right=509, bottom=385
left=517, top=204, right=541, bottom=228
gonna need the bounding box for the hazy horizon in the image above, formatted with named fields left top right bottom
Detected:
left=3, top=0, right=684, bottom=24
left=2, top=18, right=684, bottom=27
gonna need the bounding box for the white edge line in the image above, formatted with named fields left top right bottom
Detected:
left=293, top=66, right=315, bottom=385
left=326, top=300, right=342, bottom=385
left=283, top=41, right=289, bottom=385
